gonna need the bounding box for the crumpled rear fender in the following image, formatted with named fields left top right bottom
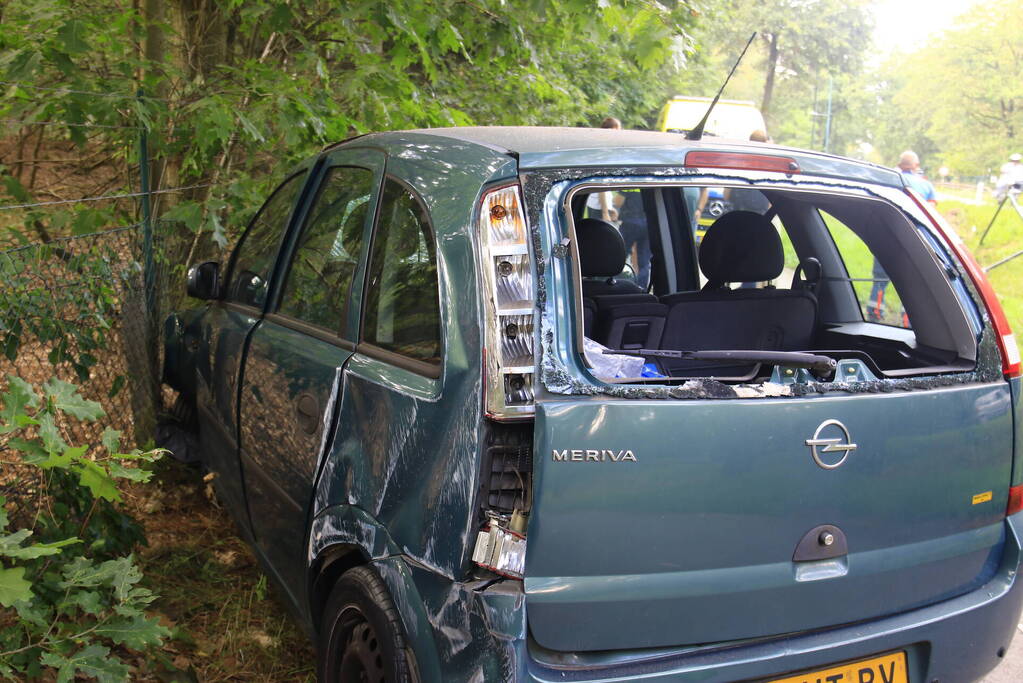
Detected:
left=307, top=505, right=443, bottom=681
left=307, top=505, right=528, bottom=681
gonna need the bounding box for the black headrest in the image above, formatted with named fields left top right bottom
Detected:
left=576, top=218, right=626, bottom=278
left=699, top=211, right=784, bottom=285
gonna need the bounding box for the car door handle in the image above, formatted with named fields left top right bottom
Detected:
left=295, top=393, right=320, bottom=435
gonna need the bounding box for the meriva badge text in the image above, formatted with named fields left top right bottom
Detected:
left=552, top=449, right=637, bottom=462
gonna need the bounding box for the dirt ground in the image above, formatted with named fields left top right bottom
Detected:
left=130, top=459, right=315, bottom=682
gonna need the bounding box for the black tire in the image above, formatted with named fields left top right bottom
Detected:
left=167, top=393, right=198, bottom=431
left=156, top=394, right=201, bottom=464
left=318, top=566, right=415, bottom=683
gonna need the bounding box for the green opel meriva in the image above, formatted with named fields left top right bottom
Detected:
left=163, top=127, right=1023, bottom=682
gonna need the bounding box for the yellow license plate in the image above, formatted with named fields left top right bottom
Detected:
left=767, top=651, right=907, bottom=683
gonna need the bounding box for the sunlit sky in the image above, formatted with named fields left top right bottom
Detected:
left=872, top=0, right=980, bottom=55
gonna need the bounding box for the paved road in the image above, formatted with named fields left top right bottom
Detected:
left=978, top=622, right=1023, bottom=682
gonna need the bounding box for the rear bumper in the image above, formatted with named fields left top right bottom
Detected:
left=522, top=511, right=1023, bottom=683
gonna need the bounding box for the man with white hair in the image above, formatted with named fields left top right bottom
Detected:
left=995, top=153, right=1023, bottom=200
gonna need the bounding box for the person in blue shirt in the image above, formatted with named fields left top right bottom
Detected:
left=896, top=150, right=937, bottom=203
left=869, top=150, right=936, bottom=324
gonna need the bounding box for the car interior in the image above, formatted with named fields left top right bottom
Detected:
left=569, top=184, right=981, bottom=383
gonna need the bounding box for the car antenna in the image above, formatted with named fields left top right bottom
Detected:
left=686, top=32, right=757, bottom=141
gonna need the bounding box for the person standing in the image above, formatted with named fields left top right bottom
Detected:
left=896, top=150, right=937, bottom=204
left=619, top=189, right=651, bottom=289
left=995, top=153, right=1023, bottom=200
left=591, top=116, right=651, bottom=288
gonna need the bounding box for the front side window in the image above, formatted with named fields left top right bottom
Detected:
left=362, top=179, right=441, bottom=366
left=225, top=171, right=307, bottom=307
left=277, top=167, right=374, bottom=334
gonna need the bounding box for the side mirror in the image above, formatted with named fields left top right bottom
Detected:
left=186, top=261, right=220, bottom=300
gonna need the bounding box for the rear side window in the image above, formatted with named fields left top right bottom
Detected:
left=277, top=166, right=374, bottom=334
left=362, top=179, right=441, bottom=366
left=821, top=211, right=912, bottom=329
left=225, top=171, right=307, bottom=307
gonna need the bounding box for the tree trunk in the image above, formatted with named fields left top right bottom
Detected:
left=134, top=0, right=169, bottom=438
left=761, top=32, right=780, bottom=128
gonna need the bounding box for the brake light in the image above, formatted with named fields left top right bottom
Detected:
left=480, top=184, right=536, bottom=419
left=1007, top=485, right=1023, bottom=516
left=684, top=150, right=800, bottom=174
left=905, top=191, right=1022, bottom=378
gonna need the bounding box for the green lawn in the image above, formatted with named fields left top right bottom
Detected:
left=819, top=212, right=909, bottom=328
left=940, top=197, right=1023, bottom=335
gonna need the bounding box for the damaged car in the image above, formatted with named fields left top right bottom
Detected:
left=163, top=127, right=1023, bottom=682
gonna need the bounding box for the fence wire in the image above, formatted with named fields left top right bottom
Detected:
left=0, top=221, right=205, bottom=451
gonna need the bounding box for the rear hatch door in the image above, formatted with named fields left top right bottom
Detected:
left=525, top=388, right=1012, bottom=651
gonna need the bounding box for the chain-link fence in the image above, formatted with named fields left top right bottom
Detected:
left=0, top=220, right=201, bottom=448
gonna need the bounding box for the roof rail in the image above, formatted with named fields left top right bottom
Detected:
left=321, top=133, right=372, bottom=152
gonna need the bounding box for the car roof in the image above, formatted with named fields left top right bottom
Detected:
left=410, top=126, right=684, bottom=154
left=330, top=126, right=904, bottom=188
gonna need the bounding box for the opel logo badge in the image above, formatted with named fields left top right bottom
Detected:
left=805, top=419, right=857, bottom=469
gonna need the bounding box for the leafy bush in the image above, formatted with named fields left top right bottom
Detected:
left=0, top=376, right=168, bottom=681
left=0, top=239, right=135, bottom=384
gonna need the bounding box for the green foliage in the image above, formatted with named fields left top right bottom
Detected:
left=0, top=0, right=137, bottom=243
left=0, top=376, right=168, bottom=681
left=0, top=237, right=137, bottom=382
left=0, top=0, right=699, bottom=253
left=675, top=0, right=872, bottom=151
left=863, top=0, right=1023, bottom=175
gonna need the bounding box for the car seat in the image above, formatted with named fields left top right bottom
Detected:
left=659, top=211, right=818, bottom=374
left=575, top=217, right=665, bottom=349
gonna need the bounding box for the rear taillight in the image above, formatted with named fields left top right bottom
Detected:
left=906, top=191, right=1021, bottom=378
left=1007, top=485, right=1023, bottom=516
left=480, top=184, right=536, bottom=420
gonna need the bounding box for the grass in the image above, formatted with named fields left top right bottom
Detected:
left=822, top=213, right=910, bottom=328
left=939, top=196, right=1023, bottom=334
left=784, top=199, right=1023, bottom=331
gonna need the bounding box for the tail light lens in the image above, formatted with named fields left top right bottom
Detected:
left=1007, top=485, right=1023, bottom=516
left=481, top=185, right=536, bottom=419
left=906, top=191, right=1021, bottom=378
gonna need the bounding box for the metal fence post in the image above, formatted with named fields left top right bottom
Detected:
left=132, top=88, right=159, bottom=443
left=137, top=89, right=155, bottom=313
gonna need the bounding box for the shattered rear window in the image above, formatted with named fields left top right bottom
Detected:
left=527, top=171, right=995, bottom=399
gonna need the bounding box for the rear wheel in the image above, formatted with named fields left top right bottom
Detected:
left=317, top=566, right=414, bottom=683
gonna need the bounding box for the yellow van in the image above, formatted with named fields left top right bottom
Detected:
left=656, top=95, right=766, bottom=139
